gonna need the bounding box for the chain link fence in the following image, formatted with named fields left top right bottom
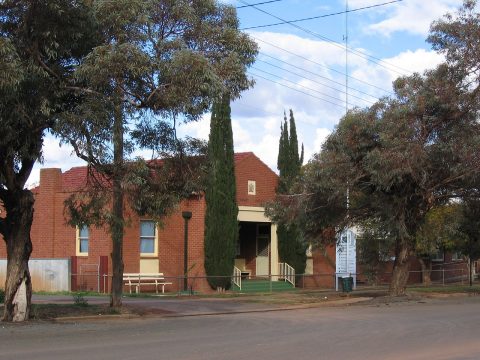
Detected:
left=65, top=268, right=479, bottom=295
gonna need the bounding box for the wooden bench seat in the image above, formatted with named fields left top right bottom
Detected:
left=123, top=273, right=172, bottom=294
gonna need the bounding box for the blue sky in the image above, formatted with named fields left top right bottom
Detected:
left=32, top=0, right=466, bottom=186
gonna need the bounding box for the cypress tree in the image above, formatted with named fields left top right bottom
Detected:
left=289, top=109, right=301, bottom=175
left=204, top=95, right=238, bottom=290
left=276, top=109, right=307, bottom=279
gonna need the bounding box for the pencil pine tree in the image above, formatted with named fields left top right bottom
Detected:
left=204, top=95, right=238, bottom=290
left=277, top=110, right=307, bottom=279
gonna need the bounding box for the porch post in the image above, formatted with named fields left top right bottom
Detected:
left=270, top=223, right=278, bottom=281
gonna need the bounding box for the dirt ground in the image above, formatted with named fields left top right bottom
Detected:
left=1, top=287, right=478, bottom=320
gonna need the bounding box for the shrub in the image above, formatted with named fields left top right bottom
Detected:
left=72, top=292, right=88, bottom=306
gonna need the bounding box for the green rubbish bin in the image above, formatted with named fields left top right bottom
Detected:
left=341, top=276, right=353, bottom=293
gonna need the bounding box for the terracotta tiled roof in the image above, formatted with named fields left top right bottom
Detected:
left=233, top=152, right=254, bottom=162
left=59, top=152, right=260, bottom=191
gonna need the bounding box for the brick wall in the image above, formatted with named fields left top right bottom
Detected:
left=235, top=153, right=278, bottom=207
left=0, top=153, right=280, bottom=294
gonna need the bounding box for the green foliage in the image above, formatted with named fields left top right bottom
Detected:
left=204, top=95, right=238, bottom=290
left=428, top=0, right=480, bottom=95
left=276, top=110, right=307, bottom=277
left=415, top=204, right=462, bottom=258
left=456, top=199, right=480, bottom=261
left=277, top=110, right=303, bottom=192
left=0, top=0, right=99, bottom=320
left=0, top=288, right=4, bottom=304
left=72, top=292, right=89, bottom=307
left=357, top=221, right=395, bottom=284
left=271, top=64, right=480, bottom=294
left=59, top=0, right=258, bottom=219
left=53, top=1, right=256, bottom=303
left=277, top=224, right=307, bottom=276
left=267, top=2, right=480, bottom=295
left=0, top=1, right=97, bottom=194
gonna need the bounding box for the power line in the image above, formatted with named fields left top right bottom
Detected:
left=242, top=0, right=403, bottom=30
left=233, top=102, right=327, bottom=129
left=250, top=68, right=366, bottom=108
left=249, top=71, right=348, bottom=109
left=255, top=37, right=394, bottom=95
left=236, top=0, right=283, bottom=8
left=258, top=52, right=382, bottom=100
left=238, top=0, right=411, bottom=76
left=256, top=58, right=376, bottom=105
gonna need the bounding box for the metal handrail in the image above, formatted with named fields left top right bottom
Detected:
left=232, top=266, right=242, bottom=290
left=279, top=262, right=295, bottom=287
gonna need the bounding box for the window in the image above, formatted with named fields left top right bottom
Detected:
left=140, top=220, right=157, bottom=256
left=432, top=250, right=444, bottom=262
left=248, top=180, right=256, bottom=195
left=452, top=252, right=463, bottom=261
left=76, top=225, right=89, bottom=256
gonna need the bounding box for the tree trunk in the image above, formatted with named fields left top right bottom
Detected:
left=2, top=190, right=34, bottom=322
left=419, top=258, right=432, bottom=287
left=389, top=238, right=410, bottom=296
left=109, top=89, right=124, bottom=309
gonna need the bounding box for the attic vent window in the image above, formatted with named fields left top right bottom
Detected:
left=248, top=180, right=256, bottom=195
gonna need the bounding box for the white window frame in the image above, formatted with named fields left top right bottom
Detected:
left=140, top=220, right=158, bottom=257
left=76, top=225, right=89, bottom=256
left=248, top=180, right=256, bottom=195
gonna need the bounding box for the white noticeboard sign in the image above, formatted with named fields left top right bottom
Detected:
left=335, top=229, right=357, bottom=291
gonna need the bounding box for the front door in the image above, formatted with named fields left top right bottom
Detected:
left=256, top=224, right=270, bottom=276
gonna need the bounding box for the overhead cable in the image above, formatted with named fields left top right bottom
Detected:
left=257, top=55, right=380, bottom=101
left=255, top=38, right=395, bottom=95
left=249, top=71, right=349, bottom=109
left=237, top=0, right=283, bottom=8
left=241, top=0, right=403, bottom=30
left=250, top=68, right=365, bottom=108
left=238, top=0, right=411, bottom=76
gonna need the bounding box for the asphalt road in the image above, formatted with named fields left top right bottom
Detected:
left=1, top=296, right=479, bottom=360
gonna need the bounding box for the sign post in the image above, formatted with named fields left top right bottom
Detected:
left=335, top=229, right=356, bottom=291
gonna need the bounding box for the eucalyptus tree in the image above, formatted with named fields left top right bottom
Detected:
left=58, top=0, right=257, bottom=307
left=414, top=205, right=462, bottom=285
left=429, top=0, right=480, bottom=102
left=270, top=64, right=480, bottom=296
left=0, top=0, right=97, bottom=321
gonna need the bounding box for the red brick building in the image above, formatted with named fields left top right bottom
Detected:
left=0, top=152, right=283, bottom=293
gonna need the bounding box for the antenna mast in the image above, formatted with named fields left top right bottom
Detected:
left=345, top=0, right=350, bottom=211
left=345, top=0, right=349, bottom=115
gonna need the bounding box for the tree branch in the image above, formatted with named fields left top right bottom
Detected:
left=64, top=86, right=106, bottom=99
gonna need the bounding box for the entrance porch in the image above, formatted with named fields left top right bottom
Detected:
left=234, top=206, right=279, bottom=279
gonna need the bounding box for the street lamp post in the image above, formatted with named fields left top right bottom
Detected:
left=182, top=211, right=192, bottom=292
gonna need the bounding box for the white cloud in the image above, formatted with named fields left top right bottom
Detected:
left=312, top=128, right=332, bottom=156
left=350, top=48, right=445, bottom=96
left=349, top=0, right=463, bottom=37
left=28, top=136, right=86, bottom=188
left=250, top=31, right=346, bottom=67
